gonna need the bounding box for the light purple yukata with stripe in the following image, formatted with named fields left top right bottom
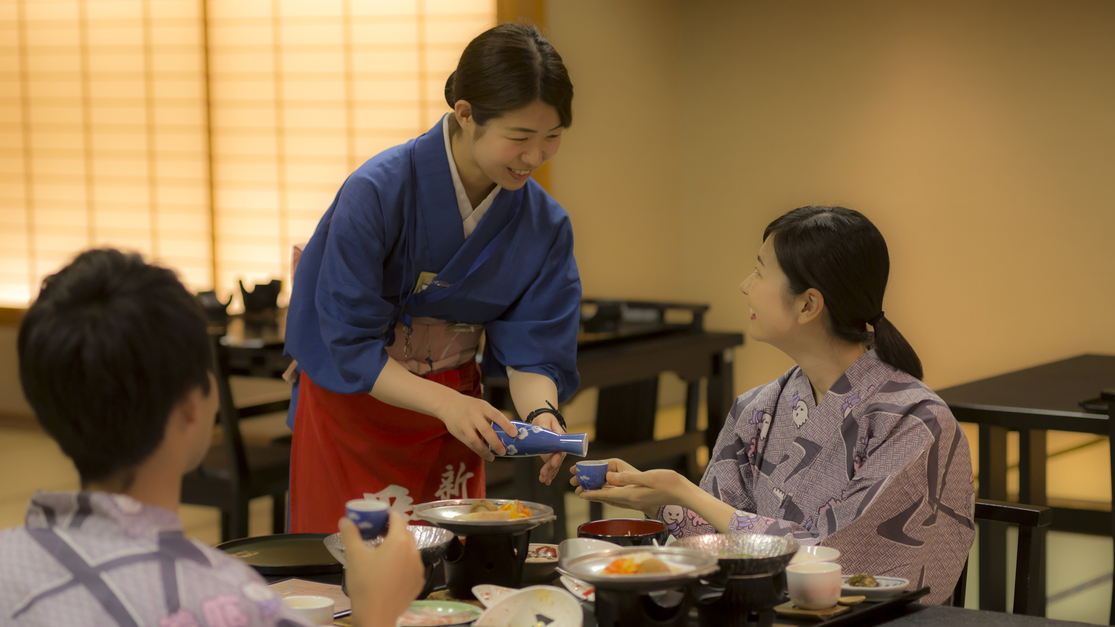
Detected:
left=659, top=351, right=975, bottom=605
left=0, top=491, right=312, bottom=627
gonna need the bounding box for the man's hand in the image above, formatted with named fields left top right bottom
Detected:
left=340, top=511, right=425, bottom=627
left=434, top=394, right=518, bottom=461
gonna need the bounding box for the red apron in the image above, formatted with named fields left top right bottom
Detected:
left=289, top=360, right=486, bottom=533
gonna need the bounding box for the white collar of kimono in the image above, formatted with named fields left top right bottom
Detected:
left=442, top=113, right=501, bottom=239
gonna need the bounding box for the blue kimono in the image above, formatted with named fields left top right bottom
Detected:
left=286, top=119, right=581, bottom=403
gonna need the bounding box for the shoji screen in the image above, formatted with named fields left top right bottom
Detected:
left=207, top=0, right=495, bottom=303
left=0, top=0, right=210, bottom=306
left=0, top=0, right=496, bottom=307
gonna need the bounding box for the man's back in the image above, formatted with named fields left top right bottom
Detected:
left=0, top=491, right=309, bottom=627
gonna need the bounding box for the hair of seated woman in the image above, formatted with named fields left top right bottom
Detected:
left=763, top=206, right=924, bottom=380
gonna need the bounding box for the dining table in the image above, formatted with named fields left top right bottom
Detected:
left=935, top=354, right=1115, bottom=618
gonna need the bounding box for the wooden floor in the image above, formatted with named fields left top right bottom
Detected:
left=1, top=380, right=1112, bottom=623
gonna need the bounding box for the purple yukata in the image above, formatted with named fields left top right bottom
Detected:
left=660, top=351, right=975, bottom=604
left=0, top=491, right=312, bottom=626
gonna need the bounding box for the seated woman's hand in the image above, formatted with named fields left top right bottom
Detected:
left=340, top=511, right=425, bottom=627
left=570, top=460, right=698, bottom=519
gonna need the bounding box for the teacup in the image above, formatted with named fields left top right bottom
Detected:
left=786, top=562, right=842, bottom=610
left=575, top=460, right=610, bottom=491
left=282, top=595, right=334, bottom=625
left=345, top=499, right=389, bottom=540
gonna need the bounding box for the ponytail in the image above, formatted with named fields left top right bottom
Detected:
left=765, top=206, right=925, bottom=381
left=869, top=314, right=923, bottom=380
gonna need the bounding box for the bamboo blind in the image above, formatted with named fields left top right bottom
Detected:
left=0, top=0, right=496, bottom=307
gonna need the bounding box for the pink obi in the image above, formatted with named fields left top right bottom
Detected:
left=384, top=317, right=483, bottom=375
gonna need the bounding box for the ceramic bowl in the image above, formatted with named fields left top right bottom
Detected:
left=789, top=545, right=841, bottom=565
left=787, top=562, right=842, bottom=610
left=521, top=543, right=560, bottom=584
left=281, top=595, right=333, bottom=626
left=577, top=518, right=669, bottom=547
left=472, top=584, right=517, bottom=608
left=474, top=585, right=583, bottom=627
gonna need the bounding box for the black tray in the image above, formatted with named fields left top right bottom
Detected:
left=776, top=588, right=931, bottom=627
left=216, top=533, right=342, bottom=576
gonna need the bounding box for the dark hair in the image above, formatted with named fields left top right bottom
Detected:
left=18, top=248, right=213, bottom=485
left=763, top=206, right=924, bottom=380
left=445, top=23, right=573, bottom=129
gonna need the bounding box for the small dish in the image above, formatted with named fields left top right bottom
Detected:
left=522, top=543, right=560, bottom=584
left=577, top=518, right=669, bottom=547
left=560, top=575, right=595, bottom=602
left=789, top=545, right=841, bottom=565
left=396, top=600, right=482, bottom=626
left=474, top=586, right=583, bottom=627
left=840, top=575, right=910, bottom=600
left=471, top=584, right=516, bottom=609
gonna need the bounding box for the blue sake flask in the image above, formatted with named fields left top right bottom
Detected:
left=491, top=421, right=588, bottom=458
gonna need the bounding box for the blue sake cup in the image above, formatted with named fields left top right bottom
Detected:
left=575, top=460, right=610, bottom=491
left=346, top=499, right=390, bottom=540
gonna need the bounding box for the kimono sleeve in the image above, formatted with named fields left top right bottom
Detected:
left=481, top=217, right=581, bottom=402
left=308, top=174, right=398, bottom=393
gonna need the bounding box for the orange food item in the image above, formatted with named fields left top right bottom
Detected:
left=498, top=500, right=532, bottom=519
left=603, top=558, right=639, bottom=575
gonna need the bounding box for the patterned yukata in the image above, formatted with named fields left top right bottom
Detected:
left=660, top=351, right=975, bottom=604
left=0, top=491, right=312, bottom=627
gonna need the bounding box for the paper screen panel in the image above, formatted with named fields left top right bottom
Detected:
left=0, top=0, right=210, bottom=306
left=209, top=0, right=496, bottom=306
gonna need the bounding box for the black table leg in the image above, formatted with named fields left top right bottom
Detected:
left=1018, top=428, right=1048, bottom=616
left=978, top=424, right=1008, bottom=612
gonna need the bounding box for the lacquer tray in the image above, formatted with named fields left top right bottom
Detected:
left=775, top=587, right=930, bottom=627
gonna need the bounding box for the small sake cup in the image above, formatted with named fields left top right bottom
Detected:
left=345, top=499, right=389, bottom=540
left=282, top=595, right=334, bottom=625
left=575, top=460, right=610, bottom=491
left=786, top=562, right=842, bottom=610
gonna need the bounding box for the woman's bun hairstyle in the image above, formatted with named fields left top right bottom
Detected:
left=445, top=23, right=572, bottom=128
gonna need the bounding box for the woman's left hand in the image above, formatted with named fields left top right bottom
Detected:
left=575, top=466, right=699, bottom=515
left=533, top=413, right=566, bottom=485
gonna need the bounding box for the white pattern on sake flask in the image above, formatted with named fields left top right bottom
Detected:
left=491, top=420, right=588, bottom=457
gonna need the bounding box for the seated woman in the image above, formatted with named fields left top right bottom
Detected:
left=574, top=206, right=974, bottom=604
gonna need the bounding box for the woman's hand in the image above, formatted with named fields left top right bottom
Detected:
left=571, top=459, right=699, bottom=518
left=340, top=511, right=425, bottom=627
left=532, top=413, right=567, bottom=485
left=434, top=394, right=518, bottom=462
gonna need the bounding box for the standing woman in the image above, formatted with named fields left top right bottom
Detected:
left=285, top=24, right=579, bottom=533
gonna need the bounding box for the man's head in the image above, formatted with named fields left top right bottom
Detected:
left=18, top=249, right=216, bottom=488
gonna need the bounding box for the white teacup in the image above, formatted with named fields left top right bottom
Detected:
left=786, top=562, right=842, bottom=610
left=282, top=595, right=334, bottom=625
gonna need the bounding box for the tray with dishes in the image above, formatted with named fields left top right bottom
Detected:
left=412, top=498, right=556, bottom=535
left=775, top=587, right=930, bottom=626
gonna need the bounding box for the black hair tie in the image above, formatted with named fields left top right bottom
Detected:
left=868, top=311, right=885, bottom=327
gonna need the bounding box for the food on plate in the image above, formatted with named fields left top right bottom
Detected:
left=846, top=573, right=879, bottom=587
left=527, top=544, right=559, bottom=562
left=467, top=499, right=498, bottom=514
left=458, top=499, right=533, bottom=521
left=602, top=552, right=680, bottom=575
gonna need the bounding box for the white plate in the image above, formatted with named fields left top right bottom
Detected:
left=474, top=585, right=583, bottom=627
left=559, top=575, right=595, bottom=602
left=396, top=600, right=482, bottom=626
left=471, top=584, right=516, bottom=609
left=840, top=575, right=910, bottom=600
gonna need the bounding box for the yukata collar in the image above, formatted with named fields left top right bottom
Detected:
left=26, top=490, right=183, bottom=539
left=824, top=349, right=883, bottom=398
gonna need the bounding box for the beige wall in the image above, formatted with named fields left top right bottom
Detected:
left=548, top=0, right=1115, bottom=395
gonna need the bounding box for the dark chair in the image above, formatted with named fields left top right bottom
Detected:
left=952, top=498, right=1052, bottom=615
left=181, top=335, right=292, bottom=542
